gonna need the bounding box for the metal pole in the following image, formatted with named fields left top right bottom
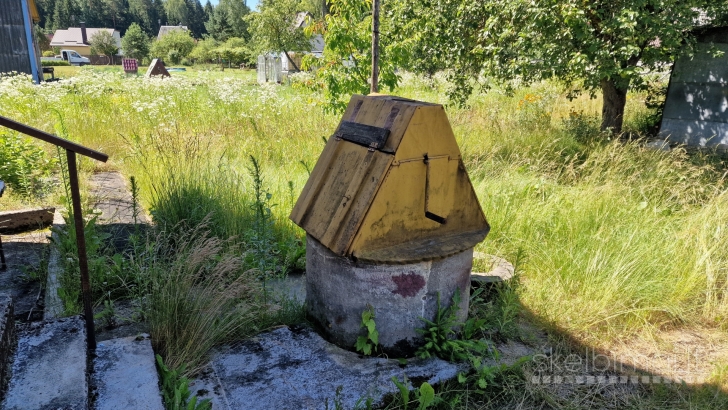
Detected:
left=66, top=150, right=96, bottom=350
left=371, top=0, right=380, bottom=94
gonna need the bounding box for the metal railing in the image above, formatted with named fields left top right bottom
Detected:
left=0, top=115, right=108, bottom=350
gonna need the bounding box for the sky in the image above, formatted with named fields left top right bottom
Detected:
left=207, top=0, right=261, bottom=11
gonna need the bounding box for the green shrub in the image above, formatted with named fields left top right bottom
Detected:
left=42, top=50, right=55, bottom=57
left=41, top=60, right=71, bottom=67
left=0, top=132, right=56, bottom=198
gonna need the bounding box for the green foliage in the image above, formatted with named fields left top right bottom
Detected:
left=416, top=290, right=495, bottom=362
left=391, top=0, right=728, bottom=132
left=156, top=354, right=212, bottom=410
left=90, top=30, right=120, bottom=61
left=35, top=24, right=51, bottom=51
left=42, top=50, right=56, bottom=57
left=246, top=0, right=311, bottom=69
left=0, top=132, right=56, bottom=199
left=122, top=23, right=151, bottom=61
left=245, top=155, right=281, bottom=277
left=205, top=0, right=252, bottom=41
left=151, top=29, right=196, bottom=64
left=391, top=377, right=436, bottom=410
left=214, top=37, right=254, bottom=67
left=302, top=0, right=408, bottom=112
left=354, top=305, right=379, bottom=356
left=188, top=37, right=220, bottom=63
left=41, top=60, right=71, bottom=66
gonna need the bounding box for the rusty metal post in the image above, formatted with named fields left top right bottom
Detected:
left=371, top=0, right=380, bottom=93
left=66, top=150, right=96, bottom=350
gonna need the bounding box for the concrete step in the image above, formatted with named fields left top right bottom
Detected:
left=190, top=325, right=464, bottom=410
left=91, top=334, right=164, bottom=410
left=2, top=317, right=88, bottom=410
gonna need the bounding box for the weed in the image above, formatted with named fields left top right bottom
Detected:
left=416, top=290, right=495, bottom=362
left=391, top=376, right=436, bottom=410
left=355, top=305, right=380, bottom=356
left=0, top=132, right=57, bottom=199
left=94, top=296, right=116, bottom=329
left=156, top=354, right=212, bottom=410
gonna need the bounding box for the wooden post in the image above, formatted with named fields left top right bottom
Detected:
left=66, top=150, right=96, bottom=350
left=371, top=0, right=380, bottom=94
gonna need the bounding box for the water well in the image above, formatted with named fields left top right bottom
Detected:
left=290, top=95, right=490, bottom=356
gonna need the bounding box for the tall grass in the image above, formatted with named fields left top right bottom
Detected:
left=2, top=68, right=727, bottom=348
left=141, top=223, right=261, bottom=376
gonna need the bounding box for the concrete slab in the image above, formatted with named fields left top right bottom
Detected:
left=0, top=230, right=49, bottom=322
left=193, top=325, right=464, bottom=410
left=471, top=253, right=514, bottom=284
left=0, top=207, right=55, bottom=234
left=266, top=272, right=306, bottom=303
left=2, top=317, right=88, bottom=410
left=92, top=334, right=164, bottom=410
left=89, top=172, right=148, bottom=225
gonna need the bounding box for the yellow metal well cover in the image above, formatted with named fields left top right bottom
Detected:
left=290, top=95, right=489, bottom=263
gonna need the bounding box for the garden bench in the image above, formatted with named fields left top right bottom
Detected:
left=42, top=67, right=55, bottom=81
left=0, top=180, right=5, bottom=270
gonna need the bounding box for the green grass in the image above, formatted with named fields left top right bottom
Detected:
left=2, top=67, right=728, bottom=405
left=2, top=66, right=726, bottom=341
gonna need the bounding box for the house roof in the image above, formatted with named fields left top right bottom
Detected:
left=50, top=27, right=119, bottom=47
left=157, top=25, right=188, bottom=39
left=294, top=12, right=312, bottom=29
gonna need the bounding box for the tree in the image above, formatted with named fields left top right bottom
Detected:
left=246, top=0, right=311, bottom=71
left=122, top=22, right=150, bottom=60
left=34, top=24, right=51, bottom=52
left=391, top=1, right=728, bottom=134
left=303, top=0, right=406, bottom=112
left=151, top=28, right=195, bottom=64
left=188, top=37, right=220, bottom=63
left=52, top=0, right=81, bottom=31
left=214, top=37, right=253, bottom=67
left=205, top=0, right=251, bottom=41
left=164, top=0, right=189, bottom=25
left=90, top=30, right=120, bottom=64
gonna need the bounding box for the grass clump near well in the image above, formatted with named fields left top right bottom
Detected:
left=142, top=222, right=261, bottom=375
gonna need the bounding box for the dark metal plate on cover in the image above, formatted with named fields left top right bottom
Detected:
left=334, top=121, right=391, bottom=150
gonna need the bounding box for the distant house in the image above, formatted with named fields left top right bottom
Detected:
left=0, top=0, right=42, bottom=83
left=50, top=25, right=121, bottom=57
left=280, top=12, right=324, bottom=72
left=659, top=26, right=728, bottom=147
left=157, top=25, right=188, bottom=40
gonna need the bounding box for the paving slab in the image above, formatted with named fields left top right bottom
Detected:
left=2, top=317, right=88, bottom=410
left=192, top=325, right=464, bottom=410
left=0, top=207, right=55, bottom=234
left=92, top=334, right=164, bottom=410
left=0, top=230, right=50, bottom=322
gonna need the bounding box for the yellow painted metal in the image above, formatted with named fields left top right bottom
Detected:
left=290, top=94, right=489, bottom=263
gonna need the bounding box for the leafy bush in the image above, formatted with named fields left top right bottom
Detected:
left=42, top=50, right=55, bottom=57
left=0, top=132, right=56, bottom=198
left=41, top=60, right=71, bottom=67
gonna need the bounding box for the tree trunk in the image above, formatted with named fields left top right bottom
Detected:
left=600, top=78, right=628, bottom=134
left=283, top=50, right=300, bottom=72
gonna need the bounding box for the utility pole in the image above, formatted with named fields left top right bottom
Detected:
left=371, top=0, right=380, bottom=93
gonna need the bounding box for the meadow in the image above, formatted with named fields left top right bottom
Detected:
left=1, top=66, right=727, bottom=407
